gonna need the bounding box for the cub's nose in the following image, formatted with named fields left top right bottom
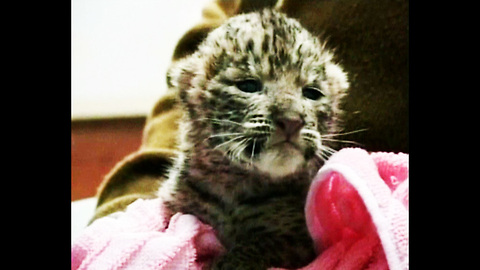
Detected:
left=274, top=116, right=305, bottom=138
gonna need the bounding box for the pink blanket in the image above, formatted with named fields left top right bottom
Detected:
left=72, top=148, right=408, bottom=270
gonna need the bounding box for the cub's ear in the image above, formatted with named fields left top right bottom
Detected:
left=166, top=57, right=194, bottom=91
left=166, top=57, right=199, bottom=105
left=325, top=62, right=349, bottom=96
left=325, top=62, right=349, bottom=112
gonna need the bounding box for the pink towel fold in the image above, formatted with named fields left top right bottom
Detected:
left=296, top=148, right=408, bottom=270
left=72, top=148, right=408, bottom=270
left=71, top=198, right=225, bottom=270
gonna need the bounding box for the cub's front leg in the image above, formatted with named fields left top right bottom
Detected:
left=210, top=232, right=315, bottom=270
left=211, top=242, right=269, bottom=270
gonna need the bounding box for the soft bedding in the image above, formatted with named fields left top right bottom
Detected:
left=72, top=148, right=408, bottom=270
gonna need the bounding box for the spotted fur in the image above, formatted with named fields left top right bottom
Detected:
left=159, top=9, right=348, bottom=269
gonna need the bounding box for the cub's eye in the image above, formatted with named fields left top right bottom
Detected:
left=302, top=86, right=324, bottom=100
left=235, top=79, right=262, bottom=93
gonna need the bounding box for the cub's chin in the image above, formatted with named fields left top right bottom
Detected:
left=254, top=143, right=307, bottom=179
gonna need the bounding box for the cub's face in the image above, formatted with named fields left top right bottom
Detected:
left=168, top=10, right=348, bottom=178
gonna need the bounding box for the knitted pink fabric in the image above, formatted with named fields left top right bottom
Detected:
left=293, top=148, right=409, bottom=270
left=71, top=198, right=225, bottom=270
left=72, top=148, right=408, bottom=270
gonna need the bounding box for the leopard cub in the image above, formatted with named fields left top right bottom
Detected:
left=159, top=9, right=349, bottom=269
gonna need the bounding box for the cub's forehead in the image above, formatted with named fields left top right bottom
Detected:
left=198, top=10, right=326, bottom=62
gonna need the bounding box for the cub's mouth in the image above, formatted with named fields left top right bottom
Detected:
left=208, top=115, right=319, bottom=177
left=242, top=137, right=304, bottom=160
left=238, top=135, right=310, bottom=178
left=271, top=141, right=302, bottom=151
left=253, top=145, right=307, bottom=178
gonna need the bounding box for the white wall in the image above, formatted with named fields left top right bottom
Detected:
left=72, top=0, right=211, bottom=119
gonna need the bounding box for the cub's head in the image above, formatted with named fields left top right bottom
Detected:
left=167, top=10, right=349, bottom=178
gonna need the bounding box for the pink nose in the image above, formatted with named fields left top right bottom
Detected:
left=275, top=117, right=305, bottom=138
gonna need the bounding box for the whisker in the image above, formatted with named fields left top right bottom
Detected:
left=196, top=118, right=243, bottom=126
left=322, top=148, right=337, bottom=157
left=321, top=128, right=368, bottom=138
left=315, top=151, right=328, bottom=163
left=321, top=138, right=362, bottom=146
left=236, top=138, right=250, bottom=161
left=316, top=145, right=337, bottom=162
left=205, top=133, right=244, bottom=147
left=228, top=138, right=249, bottom=163
left=250, top=138, right=257, bottom=166
left=213, top=135, right=245, bottom=150
left=207, top=132, right=244, bottom=139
